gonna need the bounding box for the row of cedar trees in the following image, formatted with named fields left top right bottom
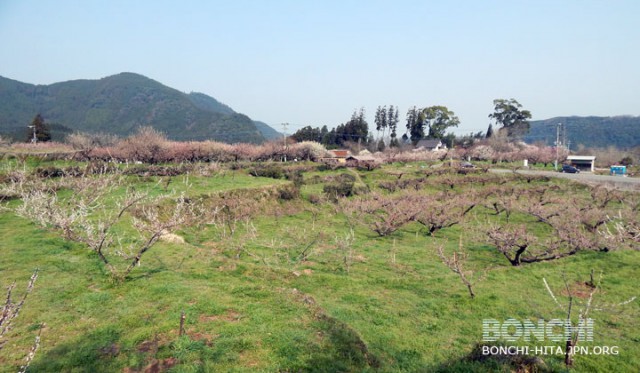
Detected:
left=290, top=106, right=446, bottom=150
left=291, top=99, right=531, bottom=149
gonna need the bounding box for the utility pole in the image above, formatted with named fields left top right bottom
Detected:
left=28, top=125, right=37, bottom=144
left=281, top=123, right=289, bottom=162
left=554, top=123, right=561, bottom=171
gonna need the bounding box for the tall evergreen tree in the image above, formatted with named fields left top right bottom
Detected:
left=324, top=128, right=337, bottom=146
left=320, top=125, right=329, bottom=141
left=387, top=105, right=399, bottom=147
left=374, top=106, right=388, bottom=142
left=486, top=123, right=494, bottom=138
left=406, top=106, right=423, bottom=144
left=333, top=108, right=369, bottom=146
left=290, top=125, right=323, bottom=142
left=26, top=114, right=51, bottom=143
left=349, top=108, right=369, bottom=144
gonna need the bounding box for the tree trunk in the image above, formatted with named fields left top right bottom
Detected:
left=565, top=340, right=574, bottom=367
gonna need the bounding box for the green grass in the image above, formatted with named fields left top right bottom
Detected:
left=1, top=160, right=639, bottom=372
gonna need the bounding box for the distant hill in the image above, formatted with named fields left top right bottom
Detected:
left=0, top=73, right=280, bottom=143
left=185, top=91, right=281, bottom=140
left=253, top=121, right=282, bottom=140
left=525, top=116, right=640, bottom=149
left=187, top=91, right=235, bottom=115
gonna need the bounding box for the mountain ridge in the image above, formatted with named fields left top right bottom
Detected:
left=0, top=72, right=279, bottom=143
left=525, top=115, right=640, bottom=149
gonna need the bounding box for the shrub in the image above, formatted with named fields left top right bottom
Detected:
left=248, top=164, right=284, bottom=179
left=317, top=163, right=345, bottom=172
left=306, top=175, right=323, bottom=185
left=378, top=181, right=398, bottom=193
left=35, top=166, right=84, bottom=178
left=323, top=181, right=355, bottom=199
left=277, top=184, right=300, bottom=201
left=352, top=184, right=370, bottom=195
left=229, top=162, right=244, bottom=170
left=289, top=141, right=329, bottom=161
left=354, top=160, right=380, bottom=171
left=284, top=169, right=305, bottom=187
left=114, top=126, right=168, bottom=163
left=35, top=166, right=65, bottom=178
left=66, top=132, right=119, bottom=150
left=122, top=164, right=193, bottom=177
left=84, top=161, right=119, bottom=175
left=335, top=173, right=356, bottom=183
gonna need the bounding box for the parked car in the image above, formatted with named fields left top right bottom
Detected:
left=460, top=161, right=475, bottom=169
left=561, top=164, right=580, bottom=173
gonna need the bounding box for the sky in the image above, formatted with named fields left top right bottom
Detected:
left=1, top=0, right=639, bottom=135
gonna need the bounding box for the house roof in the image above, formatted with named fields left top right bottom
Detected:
left=415, top=139, right=442, bottom=148
left=328, top=149, right=350, bottom=158
left=346, top=155, right=376, bottom=162
left=567, top=155, right=596, bottom=161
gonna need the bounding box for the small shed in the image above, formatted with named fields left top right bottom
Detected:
left=566, top=155, right=596, bottom=172
left=610, top=165, right=627, bottom=176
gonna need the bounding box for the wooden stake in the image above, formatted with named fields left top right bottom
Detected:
left=179, top=311, right=186, bottom=337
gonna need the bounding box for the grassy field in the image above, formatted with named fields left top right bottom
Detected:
left=1, top=159, right=639, bottom=372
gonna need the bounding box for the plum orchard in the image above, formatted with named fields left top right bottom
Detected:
left=341, top=169, right=637, bottom=267
left=13, top=172, right=199, bottom=281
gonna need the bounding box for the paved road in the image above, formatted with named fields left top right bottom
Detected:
left=490, top=169, right=640, bottom=191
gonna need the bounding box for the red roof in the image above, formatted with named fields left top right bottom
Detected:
left=329, top=149, right=350, bottom=158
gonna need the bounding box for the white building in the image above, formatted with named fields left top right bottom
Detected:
left=566, top=155, right=596, bottom=172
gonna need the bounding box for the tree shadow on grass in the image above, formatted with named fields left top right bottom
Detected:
left=302, top=314, right=382, bottom=372
left=28, top=326, right=124, bottom=373
left=426, top=342, right=555, bottom=373
left=284, top=288, right=383, bottom=372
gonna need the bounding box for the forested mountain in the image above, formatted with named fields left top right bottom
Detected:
left=525, top=116, right=640, bottom=149
left=0, top=73, right=278, bottom=143
left=186, top=93, right=281, bottom=140
left=186, top=91, right=235, bottom=115
left=253, top=121, right=282, bottom=140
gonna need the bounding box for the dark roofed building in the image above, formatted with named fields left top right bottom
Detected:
left=415, top=139, right=446, bottom=151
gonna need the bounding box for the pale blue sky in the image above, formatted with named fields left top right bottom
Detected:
left=1, top=0, right=638, bottom=135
